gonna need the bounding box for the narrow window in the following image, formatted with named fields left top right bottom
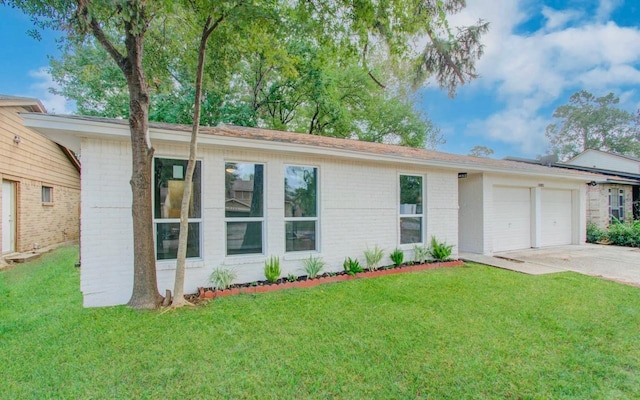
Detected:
left=225, top=162, right=264, bottom=255
left=609, top=188, right=625, bottom=223
left=399, top=175, right=423, bottom=244
left=285, top=165, right=318, bottom=252
left=153, top=158, right=202, bottom=260
left=42, top=186, right=53, bottom=203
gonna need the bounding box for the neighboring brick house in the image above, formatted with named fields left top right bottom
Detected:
left=507, top=150, right=640, bottom=229
left=25, top=113, right=595, bottom=307
left=0, top=95, right=80, bottom=257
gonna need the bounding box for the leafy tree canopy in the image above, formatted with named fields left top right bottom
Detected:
left=468, top=145, right=494, bottom=158
left=43, top=0, right=487, bottom=149
left=545, top=90, right=640, bottom=160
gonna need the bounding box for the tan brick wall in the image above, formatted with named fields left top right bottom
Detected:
left=587, top=184, right=634, bottom=229
left=14, top=177, right=80, bottom=252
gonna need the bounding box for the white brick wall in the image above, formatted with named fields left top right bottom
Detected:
left=80, top=139, right=461, bottom=307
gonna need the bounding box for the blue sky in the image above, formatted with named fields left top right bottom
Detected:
left=1, top=1, right=639, bottom=159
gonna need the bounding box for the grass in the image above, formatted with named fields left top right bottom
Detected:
left=2, top=246, right=640, bottom=399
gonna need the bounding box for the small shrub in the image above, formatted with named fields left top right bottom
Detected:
left=586, top=221, right=605, bottom=243
left=607, top=219, right=640, bottom=247
left=210, top=267, right=237, bottom=290
left=301, top=255, right=325, bottom=279
left=363, top=245, right=384, bottom=271
left=343, top=257, right=364, bottom=276
left=413, top=245, right=428, bottom=264
left=429, top=236, right=453, bottom=261
left=389, top=249, right=404, bottom=267
left=287, top=273, right=297, bottom=282
left=264, top=256, right=281, bottom=283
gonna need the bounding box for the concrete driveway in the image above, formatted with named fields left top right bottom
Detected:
left=461, top=244, right=640, bottom=286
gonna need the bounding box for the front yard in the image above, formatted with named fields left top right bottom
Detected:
left=2, top=246, right=640, bottom=399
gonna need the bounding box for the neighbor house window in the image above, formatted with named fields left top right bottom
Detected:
left=225, top=162, right=264, bottom=255
left=399, top=175, right=423, bottom=244
left=609, top=188, right=625, bottom=222
left=285, top=165, right=318, bottom=252
left=42, top=186, right=53, bottom=203
left=153, top=158, right=202, bottom=260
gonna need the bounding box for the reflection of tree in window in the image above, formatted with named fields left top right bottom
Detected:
left=285, top=166, right=318, bottom=252
left=225, top=162, right=264, bottom=255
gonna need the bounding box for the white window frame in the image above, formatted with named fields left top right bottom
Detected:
left=398, top=173, right=424, bottom=246
left=224, top=161, right=266, bottom=257
left=284, top=164, right=319, bottom=253
left=609, top=188, right=625, bottom=222
left=153, top=157, right=203, bottom=262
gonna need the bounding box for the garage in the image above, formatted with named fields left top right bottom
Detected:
left=492, top=186, right=532, bottom=252
left=541, top=189, right=573, bottom=246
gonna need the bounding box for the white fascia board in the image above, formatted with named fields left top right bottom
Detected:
left=23, top=113, right=596, bottom=183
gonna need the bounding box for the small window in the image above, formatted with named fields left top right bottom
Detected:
left=285, top=165, right=318, bottom=252
left=42, top=186, right=53, bottom=203
left=609, top=188, right=625, bottom=223
left=153, top=158, right=202, bottom=260
left=225, top=162, right=264, bottom=255
left=399, top=175, right=423, bottom=244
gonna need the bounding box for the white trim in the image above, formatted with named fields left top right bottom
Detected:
left=284, top=164, right=320, bottom=253
left=224, top=161, right=266, bottom=257
left=398, top=173, right=425, bottom=247
left=21, top=113, right=600, bottom=182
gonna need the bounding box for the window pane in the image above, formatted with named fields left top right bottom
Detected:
left=285, top=166, right=317, bottom=217
left=400, top=175, right=422, bottom=214
left=226, top=221, right=263, bottom=255
left=225, top=163, right=263, bottom=218
left=286, top=221, right=316, bottom=252
left=154, top=158, right=201, bottom=219
left=42, top=186, right=52, bottom=203
left=400, top=217, right=422, bottom=244
left=156, top=222, right=200, bottom=260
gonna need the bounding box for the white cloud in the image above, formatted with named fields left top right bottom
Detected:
left=596, top=0, right=623, bottom=21
left=434, top=0, right=640, bottom=157
left=28, top=67, right=74, bottom=114
left=541, top=6, right=582, bottom=31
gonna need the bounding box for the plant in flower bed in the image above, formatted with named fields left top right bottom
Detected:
left=364, top=245, right=384, bottom=271
left=343, top=257, right=364, bottom=276
left=210, top=267, right=237, bottom=290
left=413, top=244, right=428, bottom=264
left=429, top=236, right=454, bottom=261
left=264, top=256, right=281, bottom=283
left=389, top=248, right=404, bottom=267
left=302, top=255, right=325, bottom=279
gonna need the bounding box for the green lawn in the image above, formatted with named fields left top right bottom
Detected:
left=2, top=246, right=640, bottom=399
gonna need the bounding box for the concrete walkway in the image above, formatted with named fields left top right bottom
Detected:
left=461, top=244, right=640, bottom=286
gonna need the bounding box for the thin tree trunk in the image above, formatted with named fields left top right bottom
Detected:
left=172, top=15, right=220, bottom=307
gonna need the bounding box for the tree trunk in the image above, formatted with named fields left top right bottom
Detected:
left=172, top=15, right=220, bottom=307
left=123, top=21, right=163, bottom=309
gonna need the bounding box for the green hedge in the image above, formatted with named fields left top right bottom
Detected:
left=587, top=220, right=640, bottom=248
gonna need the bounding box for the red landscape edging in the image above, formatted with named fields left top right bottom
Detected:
left=203, top=260, right=463, bottom=299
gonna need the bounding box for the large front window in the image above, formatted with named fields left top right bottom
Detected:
left=399, top=175, right=423, bottom=244
left=225, top=162, right=264, bottom=255
left=609, top=188, right=625, bottom=222
left=285, top=165, right=318, bottom=252
left=154, top=158, right=202, bottom=260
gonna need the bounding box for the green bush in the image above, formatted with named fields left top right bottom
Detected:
left=363, top=245, right=384, bottom=271
left=264, top=256, right=281, bottom=283
left=301, top=255, right=325, bottom=279
left=389, top=249, right=404, bottom=267
left=586, top=221, right=605, bottom=243
left=428, top=236, right=453, bottom=261
left=607, top=220, right=640, bottom=247
left=210, top=267, right=237, bottom=290
left=343, top=257, right=364, bottom=276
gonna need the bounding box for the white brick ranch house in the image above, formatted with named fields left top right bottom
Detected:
left=24, top=114, right=596, bottom=307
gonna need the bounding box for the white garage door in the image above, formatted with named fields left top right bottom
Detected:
left=541, top=189, right=573, bottom=246
left=493, top=187, right=531, bottom=252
